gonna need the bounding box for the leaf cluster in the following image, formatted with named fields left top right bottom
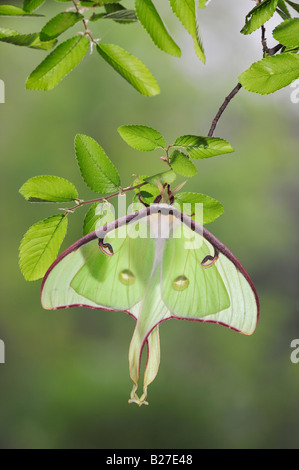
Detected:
left=17, top=0, right=299, bottom=282
left=0, top=0, right=207, bottom=94
left=239, top=0, right=299, bottom=94
left=19, top=125, right=232, bottom=281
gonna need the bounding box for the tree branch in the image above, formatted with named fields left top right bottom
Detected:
left=64, top=182, right=146, bottom=215
left=207, top=27, right=283, bottom=138
left=71, top=0, right=97, bottom=44
left=268, top=43, right=284, bottom=56
left=261, top=25, right=269, bottom=55
left=208, top=83, right=242, bottom=137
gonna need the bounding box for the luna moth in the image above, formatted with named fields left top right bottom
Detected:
left=41, top=203, right=259, bottom=406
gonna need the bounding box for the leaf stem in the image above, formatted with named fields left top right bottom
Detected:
left=165, top=146, right=173, bottom=165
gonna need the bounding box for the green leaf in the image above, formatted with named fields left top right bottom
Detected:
left=285, top=0, right=299, bottom=13
left=40, top=12, right=83, bottom=41
left=198, top=0, right=206, bottom=8
left=170, top=150, right=197, bottom=176
left=102, top=4, right=137, bottom=23
left=19, top=175, right=78, bottom=202
left=118, top=125, right=165, bottom=151
left=80, top=0, right=99, bottom=4
left=276, top=0, right=291, bottom=19
left=174, top=135, right=234, bottom=158
left=135, top=0, right=181, bottom=57
left=132, top=171, right=178, bottom=204
left=75, top=134, right=120, bottom=194
left=169, top=0, right=197, bottom=43
left=282, top=44, right=299, bottom=53
left=89, top=12, right=106, bottom=22
left=241, top=0, right=278, bottom=35
left=104, top=10, right=138, bottom=22
left=132, top=190, right=158, bottom=206
left=145, top=169, right=176, bottom=185
left=26, top=35, right=89, bottom=91
left=132, top=175, right=160, bottom=198
left=169, top=0, right=205, bottom=63
left=26, top=35, right=57, bottom=51
left=81, top=0, right=104, bottom=3
left=0, top=5, right=42, bottom=16
left=0, top=27, right=57, bottom=50
left=175, top=192, right=224, bottom=224
left=194, top=32, right=205, bottom=64
left=83, top=202, right=115, bottom=235
left=276, top=7, right=290, bottom=20
left=239, top=53, right=299, bottom=95
left=23, top=0, right=45, bottom=12
left=96, top=43, right=160, bottom=96
left=273, top=19, right=299, bottom=48
left=19, top=214, right=68, bottom=281
left=105, top=3, right=127, bottom=13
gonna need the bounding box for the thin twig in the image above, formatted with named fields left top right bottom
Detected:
left=261, top=15, right=283, bottom=57
left=208, top=83, right=242, bottom=137
left=71, top=0, right=96, bottom=44
left=261, top=26, right=283, bottom=56
left=268, top=43, right=284, bottom=56
left=261, top=25, right=269, bottom=55
left=64, top=182, right=146, bottom=215
left=208, top=26, right=283, bottom=137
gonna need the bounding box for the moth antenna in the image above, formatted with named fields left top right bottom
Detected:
left=156, top=180, right=164, bottom=193
left=162, top=183, right=168, bottom=203
left=153, top=180, right=168, bottom=203
left=165, top=181, right=187, bottom=204
left=172, top=181, right=187, bottom=195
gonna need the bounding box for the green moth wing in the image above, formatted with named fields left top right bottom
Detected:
left=161, top=221, right=258, bottom=335
left=41, top=217, right=155, bottom=312
left=41, top=204, right=259, bottom=405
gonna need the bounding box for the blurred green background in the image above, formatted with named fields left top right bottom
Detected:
left=1, top=0, right=299, bottom=449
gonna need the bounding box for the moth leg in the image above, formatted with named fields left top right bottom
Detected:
left=201, top=248, right=219, bottom=268
left=153, top=183, right=167, bottom=203
left=98, top=239, right=114, bottom=257
left=137, top=192, right=150, bottom=208
left=166, top=184, right=175, bottom=205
